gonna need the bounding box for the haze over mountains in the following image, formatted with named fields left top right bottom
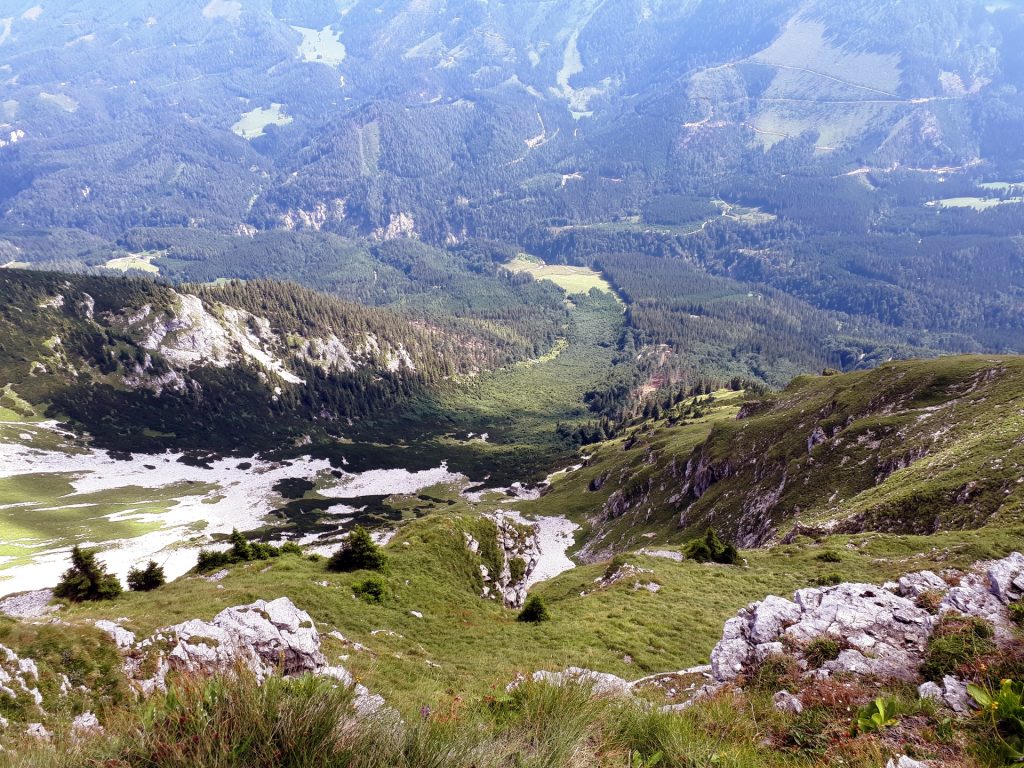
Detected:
left=5, top=4, right=1024, bottom=766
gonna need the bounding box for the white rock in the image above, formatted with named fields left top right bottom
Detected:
left=409, top=611, right=423, bottom=619
left=25, top=723, right=50, bottom=740
left=71, top=711, right=103, bottom=736
left=531, top=667, right=632, bottom=697
left=95, top=619, right=137, bottom=649
left=773, top=690, right=803, bottom=714
left=886, top=757, right=928, bottom=768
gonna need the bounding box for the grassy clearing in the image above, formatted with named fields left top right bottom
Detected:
left=292, top=25, right=346, bottom=67
left=505, top=255, right=616, bottom=296
left=928, top=196, right=1024, bottom=210
left=101, top=251, right=162, bottom=274
left=55, top=504, right=1024, bottom=716
left=232, top=103, right=293, bottom=139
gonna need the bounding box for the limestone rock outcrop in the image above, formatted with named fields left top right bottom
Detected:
left=709, top=552, right=1024, bottom=694
left=122, top=597, right=383, bottom=715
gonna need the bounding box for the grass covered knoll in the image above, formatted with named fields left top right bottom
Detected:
left=0, top=669, right=942, bottom=768
left=670, top=356, right=1024, bottom=545
left=7, top=517, right=1024, bottom=766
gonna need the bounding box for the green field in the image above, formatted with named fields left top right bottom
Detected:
left=505, top=255, right=616, bottom=296
left=929, top=195, right=1024, bottom=210
left=292, top=25, right=346, bottom=67
left=232, top=103, right=293, bottom=139
left=101, top=251, right=162, bottom=274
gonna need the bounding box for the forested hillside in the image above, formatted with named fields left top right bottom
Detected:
left=2, top=0, right=1024, bottom=394
left=0, top=269, right=569, bottom=453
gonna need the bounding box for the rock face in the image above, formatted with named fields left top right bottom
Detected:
left=473, top=519, right=541, bottom=608
left=123, top=597, right=383, bottom=715
left=709, top=552, right=1024, bottom=691
left=160, top=598, right=325, bottom=679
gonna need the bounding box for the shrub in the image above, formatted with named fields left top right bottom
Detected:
left=196, top=549, right=232, bottom=572
left=684, top=529, right=738, bottom=565
left=811, top=573, right=842, bottom=587
left=328, top=526, right=385, bottom=572
left=815, top=551, right=842, bottom=563
left=749, top=653, right=799, bottom=692
left=352, top=576, right=387, bottom=605
left=509, top=557, right=527, bottom=584
left=969, top=678, right=1024, bottom=761
left=915, top=589, right=944, bottom=614
left=54, top=546, right=122, bottom=602
left=229, top=528, right=252, bottom=561
left=804, top=636, right=842, bottom=669
left=518, top=595, right=550, bottom=623
left=195, top=533, right=303, bottom=572
left=1009, top=602, right=1024, bottom=627
left=126, top=561, right=166, bottom=592
left=920, top=613, right=995, bottom=681
left=603, top=554, right=627, bottom=580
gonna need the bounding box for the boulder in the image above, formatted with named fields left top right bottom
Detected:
left=95, top=620, right=136, bottom=649
left=127, top=597, right=385, bottom=717
left=918, top=675, right=972, bottom=714
left=708, top=553, right=1024, bottom=687
left=773, top=690, right=803, bottom=714
left=896, top=570, right=948, bottom=598
left=886, top=757, right=928, bottom=768
left=71, top=711, right=103, bottom=737
left=163, top=597, right=325, bottom=679
left=986, top=551, right=1024, bottom=604
left=531, top=667, right=632, bottom=697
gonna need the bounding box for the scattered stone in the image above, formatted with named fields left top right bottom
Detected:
left=95, top=619, right=136, bottom=649
left=773, top=690, right=803, bottom=714
left=0, top=590, right=58, bottom=619
left=71, top=711, right=103, bottom=737
left=919, top=675, right=972, bottom=714
left=202, top=569, right=230, bottom=583
left=637, top=549, right=684, bottom=562
left=531, top=667, right=632, bottom=697
left=25, top=723, right=50, bottom=740
left=409, top=610, right=423, bottom=619
left=886, top=757, right=928, bottom=768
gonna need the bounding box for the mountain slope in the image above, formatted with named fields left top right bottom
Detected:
left=527, top=356, right=1024, bottom=557
left=0, top=269, right=548, bottom=452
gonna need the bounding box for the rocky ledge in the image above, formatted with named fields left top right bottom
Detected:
left=709, top=552, right=1024, bottom=705
left=100, top=597, right=384, bottom=715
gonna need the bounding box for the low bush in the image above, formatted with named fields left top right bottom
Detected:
left=811, top=573, right=842, bottom=587
left=815, top=551, right=842, bottom=563
left=518, top=595, right=550, bottom=623
left=920, top=613, right=995, bottom=681
left=803, top=636, right=842, bottom=669
left=915, top=589, right=944, bottom=614
left=684, top=529, right=738, bottom=565
left=53, top=546, right=122, bottom=602
left=328, top=526, right=386, bottom=573
left=126, top=561, right=166, bottom=592
left=748, top=653, right=799, bottom=692
left=352, top=576, right=387, bottom=605
left=509, top=557, right=527, bottom=584
left=195, top=530, right=303, bottom=573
